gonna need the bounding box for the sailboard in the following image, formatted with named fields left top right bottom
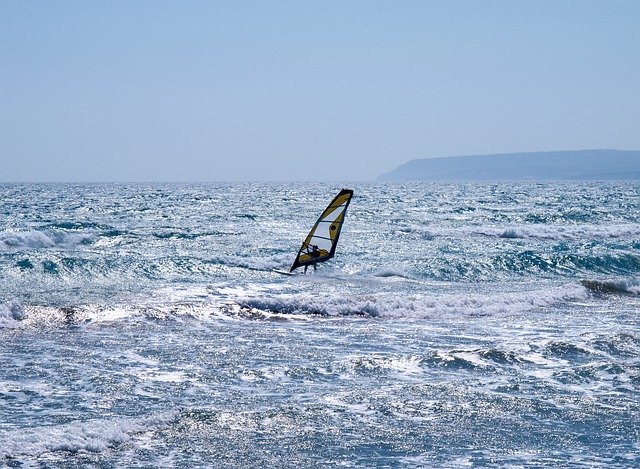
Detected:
left=288, top=188, right=354, bottom=273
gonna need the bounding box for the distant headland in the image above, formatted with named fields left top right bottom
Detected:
left=377, top=149, right=640, bottom=181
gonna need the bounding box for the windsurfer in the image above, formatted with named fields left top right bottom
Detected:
left=304, top=244, right=320, bottom=273
left=287, top=189, right=353, bottom=274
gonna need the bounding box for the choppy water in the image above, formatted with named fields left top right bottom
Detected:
left=1, top=182, right=639, bottom=467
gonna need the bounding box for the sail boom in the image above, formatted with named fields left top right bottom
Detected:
left=306, top=235, right=333, bottom=241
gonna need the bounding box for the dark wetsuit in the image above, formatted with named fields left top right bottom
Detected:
left=304, top=245, right=320, bottom=273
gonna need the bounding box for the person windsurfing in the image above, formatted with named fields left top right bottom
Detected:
left=286, top=189, right=354, bottom=275
left=304, top=244, right=320, bottom=273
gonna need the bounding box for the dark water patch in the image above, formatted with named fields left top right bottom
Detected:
left=101, top=229, right=127, bottom=238
left=574, top=254, right=640, bottom=275
left=232, top=299, right=378, bottom=319
left=41, top=260, right=59, bottom=275
left=551, top=242, right=572, bottom=252
left=280, top=364, right=331, bottom=381
left=592, top=333, right=640, bottom=358
left=234, top=213, right=258, bottom=220
left=349, top=356, right=385, bottom=375
left=525, top=213, right=552, bottom=224
left=404, top=249, right=640, bottom=282
left=15, top=259, right=34, bottom=270
left=521, top=252, right=640, bottom=276
left=452, top=206, right=476, bottom=213
left=58, top=306, right=89, bottom=326
left=233, top=300, right=311, bottom=317
left=553, top=366, right=599, bottom=385
left=544, top=341, right=592, bottom=359
left=478, top=349, right=521, bottom=365
left=596, top=362, right=631, bottom=377
left=493, top=251, right=556, bottom=274
left=372, top=270, right=415, bottom=280
left=425, top=351, right=494, bottom=371
left=45, top=221, right=106, bottom=231
left=554, top=362, right=635, bottom=387
left=151, top=230, right=225, bottom=240
left=138, top=306, right=187, bottom=322
left=61, top=257, right=90, bottom=270
left=153, top=232, right=200, bottom=240
left=581, top=279, right=637, bottom=295
left=135, top=263, right=163, bottom=280
left=499, top=229, right=520, bottom=239
left=220, top=304, right=296, bottom=321
left=559, top=209, right=595, bottom=223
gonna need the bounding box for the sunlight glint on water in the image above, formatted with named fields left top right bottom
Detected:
left=1, top=182, right=639, bottom=466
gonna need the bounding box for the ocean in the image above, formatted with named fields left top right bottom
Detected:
left=1, top=182, right=639, bottom=467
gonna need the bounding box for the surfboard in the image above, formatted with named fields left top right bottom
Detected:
left=273, top=269, right=295, bottom=276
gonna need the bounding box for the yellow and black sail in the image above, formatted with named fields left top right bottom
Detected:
left=290, top=189, right=353, bottom=272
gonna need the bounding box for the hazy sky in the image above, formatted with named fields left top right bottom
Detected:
left=1, top=1, right=639, bottom=182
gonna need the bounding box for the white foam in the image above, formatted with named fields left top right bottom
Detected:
left=323, top=394, right=375, bottom=417
left=211, top=252, right=292, bottom=272
left=229, top=282, right=589, bottom=319
left=371, top=268, right=414, bottom=280
left=0, top=300, right=25, bottom=329
left=495, top=223, right=640, bottom=241
left=449, top=351, right=491, bottom=368
left=0, top=230, right=92, bottom=252
left=0, top=412, right=178, bottom=459
left=8, top=280, right=591, bottom=328
left=424, top=223, right=640, bottom=241
left=344, top=354, right=424, bottom=377
left=384, top=355, right=424, bottom=375
left=19, top=305, right=129, bottom=327
left=623, top=277, right=640, bottom=294
left=136, top=370, right=188, bottom=383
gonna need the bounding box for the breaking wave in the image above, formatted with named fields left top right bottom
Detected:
left=0, top=412, right=178, bottom=460
left=581, top=278, right=640, bottom=295
left=408, top=223, right=640, bottom=241
left=0, top=300, right=25, bottom=328
left=226, top=283, right=589, bottom=319
left=494, top=223, right=640, bottom=241
left=9, top=281, right=591, bottom=327
left=0, top=230, right=93, bottom=252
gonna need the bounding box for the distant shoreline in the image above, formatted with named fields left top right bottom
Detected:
left=378, top=149, right=640, bottom=182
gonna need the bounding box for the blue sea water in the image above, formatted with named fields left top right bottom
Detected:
left=1, top=182, right=639, bottom=467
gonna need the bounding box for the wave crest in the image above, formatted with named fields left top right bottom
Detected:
left=0, top=300, right=25, bottom=328
left=0, top=412, right=178, bottom=460
left=581, top=278, right=640, bottom=295
left=0, top=230, right=92, bottom=252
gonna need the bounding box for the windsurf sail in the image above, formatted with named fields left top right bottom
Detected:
left=290, top=189, right=354, bottom=272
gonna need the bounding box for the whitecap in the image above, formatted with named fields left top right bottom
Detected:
left=0, top=230, right=93, bottom=252
left=0, top=299, right=25, bottom=329
left=0, top=412, right=178, bottom=459
left=222, top=282, right=589, bottom=319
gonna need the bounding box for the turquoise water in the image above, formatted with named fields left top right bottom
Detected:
left=1, top=182, right=639, bottom=467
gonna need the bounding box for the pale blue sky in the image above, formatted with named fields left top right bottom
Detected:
left=1, top=1, right=639, bottom=182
